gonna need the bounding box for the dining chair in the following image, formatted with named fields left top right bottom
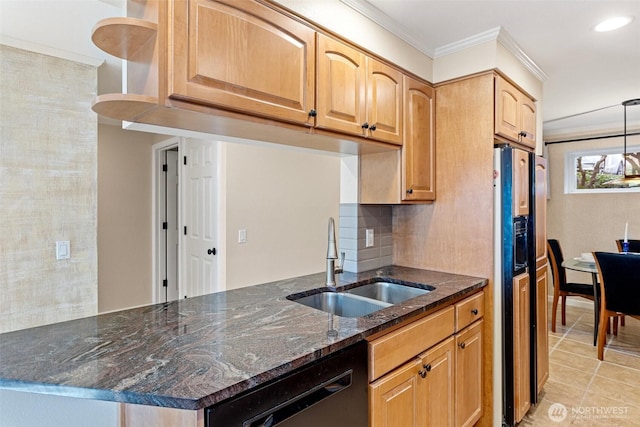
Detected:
left=547, top=239, right=595, bottom=332
left=615, top=239, right=640, bottom=253
left=592, top=252, right=640, bottom=360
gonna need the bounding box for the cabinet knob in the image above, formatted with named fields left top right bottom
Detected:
left=458, top=342, right=466, bottom=349
left=471, top=308, right=479, bottom=315
left=361, top=122, right=369, bottom=130
left=207, top=248, right=217, bottom=255
left=419, top=368, right=427, bottom=378
left=308, top=109, right=317, bottom=117
left=518, top=130, right=528, bottom=138
left=406, top=188, right=413, bottom=194
left=424, top=363, right=431, bottom=372
left=369, top=123, right=377, bottom=131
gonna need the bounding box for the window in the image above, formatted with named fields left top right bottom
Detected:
left=565, top=146, right=640, bottom=193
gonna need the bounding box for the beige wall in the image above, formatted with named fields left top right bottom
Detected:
left=97, top=124, right=155, bottom=312
left=0, top=45, right=98, bottom=333
left=224, top=142, right=341, bottom=289
left=546, top=134, right=640, bottom=283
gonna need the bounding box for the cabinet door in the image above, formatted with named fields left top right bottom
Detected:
left=402, top=76, right=435, bottom=201
left=421, top=337, right=454, bottom=427
left=534, top=156, right=547, bottom=265
left=512, top=149, right=530, bottom=217
left=536, top=264, right=549, bottom=394
left=367, top=58, right=403, bottom=145
left=316, top=33, right=367, bottom=136
left=454, top=319, right=483, bottom=427
left=495, top=75, right=537, bottom=149
left=370, top=358, right=425, bottom=427
left=495, top=76, right=521, bottom=142
left=171, top=0, right=315, bottom=125
left=513, top=272, right=531, bottom=423
left=520, top=97, right=537, bottom=148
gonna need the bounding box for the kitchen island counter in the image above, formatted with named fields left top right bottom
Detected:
left=0, top=266, right=486, bottom=410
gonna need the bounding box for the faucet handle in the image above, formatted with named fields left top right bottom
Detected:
left=337, top=252, right=345, bottom=273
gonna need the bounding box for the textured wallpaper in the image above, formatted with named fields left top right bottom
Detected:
left=0, top=45, right=98, bottom=333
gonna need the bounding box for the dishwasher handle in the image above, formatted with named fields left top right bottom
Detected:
left=245, top=370, right=352, bottom=427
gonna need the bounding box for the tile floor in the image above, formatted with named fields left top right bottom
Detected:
left=520, top=304, right=640, bottom=426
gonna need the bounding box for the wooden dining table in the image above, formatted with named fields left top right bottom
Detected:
left=562, top=258, right=599, bottom=345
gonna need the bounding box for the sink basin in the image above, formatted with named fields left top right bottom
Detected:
left=292, top=292, right=391, bottom=318
left=345, top=281, right=433, bottom=304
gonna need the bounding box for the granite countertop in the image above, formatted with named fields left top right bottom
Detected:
left=0, top=266, right=486, bottom=411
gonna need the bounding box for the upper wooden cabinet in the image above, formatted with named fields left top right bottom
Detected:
left=403, top=76, right=435, bottom=201
left=315, top=34, right=367, bottom=136
left=316, top=34, right=403, bottom=145
left=170, top=0, right=316, bottom=126
left=359, top=75, right=434, bottom=204
left=495, top=75, right=537, bottom=149
left=92, top=0, right=414, bottom=154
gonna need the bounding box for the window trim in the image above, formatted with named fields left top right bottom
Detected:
left=564, top=145, right=640, bottom=194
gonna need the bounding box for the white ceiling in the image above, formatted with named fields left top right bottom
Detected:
left=1, top=0, right=639, bottom=139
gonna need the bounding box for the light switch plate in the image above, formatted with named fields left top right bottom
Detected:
left=56, top=241, right=70, bottom=260
left=238, top=229, right=247, bottom=244
left=366, top=229, right=374, bottom=248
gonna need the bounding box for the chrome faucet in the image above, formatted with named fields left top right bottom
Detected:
left=326, top=217, right=345, bottom=287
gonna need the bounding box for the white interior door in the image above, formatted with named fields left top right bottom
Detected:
left=182, top=138, right=218, bottom=298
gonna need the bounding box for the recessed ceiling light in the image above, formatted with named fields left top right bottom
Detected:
left=595, top=16, right=634, bottom=32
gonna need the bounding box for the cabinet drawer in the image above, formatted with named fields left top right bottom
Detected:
left=369, top=306, right=454, bottom=381
left=455, top=291, right=484, bottom=332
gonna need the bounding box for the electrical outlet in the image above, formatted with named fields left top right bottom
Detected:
left=238, top=229, right=247, bottom=244
left=366, top=229, right=374, bottom=248
left=56, top=241, right=70, bottom=260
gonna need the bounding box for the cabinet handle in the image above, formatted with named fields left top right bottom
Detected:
left=308, top=109, right=317, bottom=117
left=458, top=342, right=466, bottom=349
left=361, top=122, right=369, bottom=130
left=406, top=188, right=413, bottom=195
left=471, top=308, right=479, bottom=315
left=418, top=363, right=431, bottom=378
left=369, top=123, right=377, bottom=131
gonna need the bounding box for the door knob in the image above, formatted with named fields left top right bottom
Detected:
left=207, top=248, right=217, bottom=255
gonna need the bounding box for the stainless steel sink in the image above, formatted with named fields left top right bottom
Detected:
left=292, top=292, right=391, bottom=318
left=344, top=281, right=433, bottom=304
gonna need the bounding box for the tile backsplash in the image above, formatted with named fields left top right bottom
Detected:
left=339, top=204, right=393, bottom=273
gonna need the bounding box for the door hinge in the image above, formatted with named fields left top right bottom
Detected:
left=162, top=222, right=168, bottom=230
left=184, top=226, right=187, bottom=235
left=183, top=156, right=187, bottom=165
left=162, top=279, right=168, bottom=288
left=162, top=164, right=168, bottom=172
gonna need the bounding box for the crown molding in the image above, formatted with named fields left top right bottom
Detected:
left=339, top=0, right=436, bottom=57
left=339, top=0, right=548, bottom=82
left=0, top=36, right=104, bottom=67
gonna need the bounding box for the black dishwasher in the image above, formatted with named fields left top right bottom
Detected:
left=205, top=341, right=368, bottom=427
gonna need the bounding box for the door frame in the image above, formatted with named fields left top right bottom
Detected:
left=152, top=137, right=181, bottom=304
left=152, top=136, right=227, bottom=304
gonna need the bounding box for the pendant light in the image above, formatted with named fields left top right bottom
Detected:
left=605, top=99, right=640, bottom=187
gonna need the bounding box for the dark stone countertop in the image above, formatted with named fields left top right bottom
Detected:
left=0, top=266, right=486, bottom=410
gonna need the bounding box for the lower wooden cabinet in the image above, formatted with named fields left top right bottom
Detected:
left=369, top=291, right=484, bottom=427
left=513, top=272, right=531, bottom=423
left=370, top=337, right=455, bottom=427
left=536, top=264, right=549, bottom=394
left=454, top=320, right=483, bottom=427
